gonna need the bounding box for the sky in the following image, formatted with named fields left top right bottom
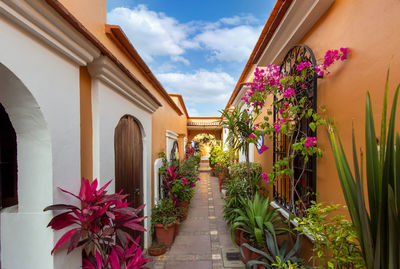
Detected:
left=107, top=0, right=275, bottom=116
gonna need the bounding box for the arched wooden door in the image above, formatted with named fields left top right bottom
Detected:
left=114, top=115, right=143, bottom=242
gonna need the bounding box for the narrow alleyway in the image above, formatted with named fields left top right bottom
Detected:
left=148, top=162, right=244, bottom=269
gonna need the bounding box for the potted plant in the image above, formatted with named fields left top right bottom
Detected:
left=152, top=198, right=178, bottom=247
left=148, top=243, right=168, bottom=256
left=231, top=193, right=284, bottom=263
left=241, top=230, right=303, bottom=269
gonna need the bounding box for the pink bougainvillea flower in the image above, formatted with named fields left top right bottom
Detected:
left=260, top=145, right=269, bottom=153
left=283, top=88, right=295, bottom=99
left=296, top=61, right=312, bottom=71
left=304, top=137, right=317, bottom=148
left=248, top=133, right=256, bottom=139
left=262, top=172, right=269, bottom=183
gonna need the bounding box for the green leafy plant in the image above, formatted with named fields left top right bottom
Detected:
left=151, top=198, right=179, bottom=230
left=272, top=259, right=307, bottom=269
left=295, top=202, right=364, bottom=268
left=241, top=230, right=303, bottom=269
left=231, top=193, right=283, bottom=248
left=229, top=162, right=262, bottom=179
left=327, top=71, right=400, bottom=269
left=223, top=177, right=249, bottom=225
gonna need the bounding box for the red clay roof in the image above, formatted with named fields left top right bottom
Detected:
left=224, top=0, right=293, bottom=109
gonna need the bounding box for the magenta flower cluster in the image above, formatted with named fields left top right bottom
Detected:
left=262, top=172, right=269, bottom=183
left=296, top=61, right=312, bottom=71
left=304, top=137, right=317, bottom=148
left=283, top=88, right=295, bottom=98
left=259, top=145, right=268, bottom=153
left=315, top=47, right=349, bottom=76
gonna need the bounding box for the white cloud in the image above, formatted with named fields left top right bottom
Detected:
left=187, top=108, right=200, bottom=117
left=171, top=55, right=190, bottom=65
left=107, top=5, right=197, bottom=62
left=108, top=6, right=262, bottom=64
left=194, top=25, right=262, bottom=63
left=157, top=70, right=235, bottom=107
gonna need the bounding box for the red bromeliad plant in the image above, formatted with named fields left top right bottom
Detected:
left=44, top=178, right=151, bottom=268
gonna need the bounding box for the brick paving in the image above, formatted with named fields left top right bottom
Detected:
left=147, top=162, right=244, bottom=269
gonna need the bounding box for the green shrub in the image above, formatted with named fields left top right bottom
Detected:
left=295, top=202, right=364, bottom=268
left=151, top=198, right=179, bottom=230
left=229, top=162, right=261, bottom=179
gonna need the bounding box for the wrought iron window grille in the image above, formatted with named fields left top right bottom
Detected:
left=272, top=44, right=319, bottom=217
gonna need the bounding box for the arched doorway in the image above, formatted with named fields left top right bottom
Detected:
left=114, top=115, right=143, bottom=242
left=0, top=63, right=53, bottom=268
left=0, top=103, right=18, bottom=209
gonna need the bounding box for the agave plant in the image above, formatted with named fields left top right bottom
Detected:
left=327, top=71, right=400, bottom=269
left=231, top=193, right=284, bottom=248
left=241, top=230, right=303, bottom=269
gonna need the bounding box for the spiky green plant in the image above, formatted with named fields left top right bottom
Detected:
left=231, top=193, right=283, bottom=248
left=241, top=230, right=303, bottom=269
left=327, top=71, right=400, bottom=269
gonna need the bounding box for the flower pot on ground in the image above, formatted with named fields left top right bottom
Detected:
left=154, top=223, right=175, bottom=247
left=174, top=218, right=181, bottom=237
left=234, top=228, right=241, bottom=246
left=240, top=231, right=252, bottom=264
left=152, top=198, right=179, bottom=247
left=148, top=243, right=167, bottom=256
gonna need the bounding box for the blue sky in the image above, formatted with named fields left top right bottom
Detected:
left=107, top=1, right=275, bottom=116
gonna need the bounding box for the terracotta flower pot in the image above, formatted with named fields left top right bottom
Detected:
left=181, top=201, right=189, bottom=220
left=240, top=231, right=252, bottom=264
left=155, top=223, right=175, bottom=247
left=174, top=218, right=181, bottom=237
left=234, top=228, right=241, bottom=245
left=148, top=244, right=167, bottom=256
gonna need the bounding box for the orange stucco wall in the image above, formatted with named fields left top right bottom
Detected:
left=80, top=66, right=93, bottom=181
left=249, top=0, right=400, bottom=215
left=300, top=0, right=400, bottom=210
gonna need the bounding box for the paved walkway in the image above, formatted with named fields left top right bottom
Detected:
left=148, top=162, right=244, bottom=269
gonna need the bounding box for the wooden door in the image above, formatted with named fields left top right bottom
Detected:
left=114, top=115, right=143, bottom=243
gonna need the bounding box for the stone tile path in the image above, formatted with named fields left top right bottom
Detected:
left=148, top=162, right=244, bottom=269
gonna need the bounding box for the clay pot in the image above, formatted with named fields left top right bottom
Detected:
left=240, top=231, right=252, bottom=264
left=148, top=244, right=167, bottom=256
left=155, top=223, right=175, bottom=247
left=174, top=218, right=181, bottom=237
left=181, top=201, right=189, bottom=220
left=233, top=228, right=241, bottom=246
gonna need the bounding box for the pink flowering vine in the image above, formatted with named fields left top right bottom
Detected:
left=304, top=137, right=317, bottom=148
left=262, top=172, right=269, bottom=183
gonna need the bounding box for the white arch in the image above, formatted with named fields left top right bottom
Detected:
left=0, top=63, right=54, bottom=267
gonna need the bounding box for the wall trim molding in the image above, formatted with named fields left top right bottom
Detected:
left=0, top=0, right=100, bottom=65
left=257, top=0, right=334, bottom=66
left=88, top=56, right=159, bottom=113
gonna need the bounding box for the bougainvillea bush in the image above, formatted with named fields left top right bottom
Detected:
left=222, top=48, right=349, bottom=216
left=44, top=179, right=151, bottom=269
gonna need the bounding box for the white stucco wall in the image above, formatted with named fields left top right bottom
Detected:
left=0, top=15, right=82, bottom=269
left=91, top=79, right=153, bottom=248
